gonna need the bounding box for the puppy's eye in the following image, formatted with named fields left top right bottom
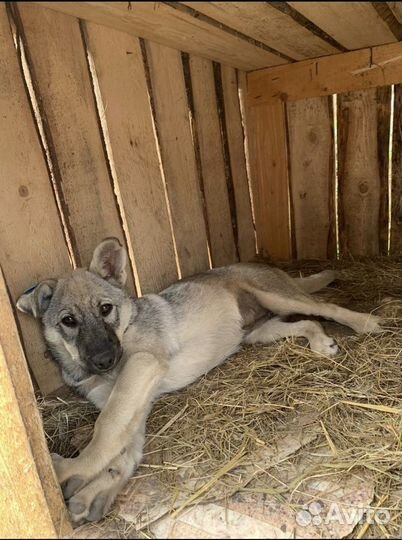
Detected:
left=100, top=303, right=113, bottom=317
left=61, top=315, right=77, bottom=328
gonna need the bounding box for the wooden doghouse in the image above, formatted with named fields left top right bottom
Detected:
left=0, top=2, right=401, bottom=537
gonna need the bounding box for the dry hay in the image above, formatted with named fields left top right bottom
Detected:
left=39, top=258, right=402, bottom=539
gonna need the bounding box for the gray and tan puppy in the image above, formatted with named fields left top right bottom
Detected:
left=17, top=238, right=383, bottom=523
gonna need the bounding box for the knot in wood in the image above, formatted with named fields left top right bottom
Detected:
left=359, top=181, right=369, bottom=194
left=18, top=185, right=29, bottom=197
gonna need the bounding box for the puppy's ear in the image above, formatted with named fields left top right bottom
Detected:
left=89, top=237, right=128, bottom=286
left=16, top=280, right=57, bottom=318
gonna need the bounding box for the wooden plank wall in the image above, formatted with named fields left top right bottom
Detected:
left=189, top=56, right=238, bottom=267
left=247, top=45, right=402, bottom=261
left=0, top=3, right=255, bottom=394
left=15, top=5, right=135, bottom=285
left=247, top=102, right=292, bottom=260
left=328, top=85, right=398, bottom=259
left=286, top=96, right=335, bottom=259
left=337, top=88, right=386, bottom=257
left=145, top=42, right=210, bottom=278
left=0, top=3, right=71, bottom=394
left=391, top=84, right=402, bottom=255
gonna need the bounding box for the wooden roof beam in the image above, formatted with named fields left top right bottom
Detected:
left=248, top=41, right=402, bottom=106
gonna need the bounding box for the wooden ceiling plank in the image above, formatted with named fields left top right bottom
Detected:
left=33, top=1, right=286, bottom=70
left=267, top=2, right=347, bottom=52
left=387, top=2, right=402, bottom=23
left=181, top=2, right=342, bottom=61
left=287, top=2, right=399, bottom=49
left=171, top=2, right=293, bottom=61
left=371, top=1, right=402, bottom=40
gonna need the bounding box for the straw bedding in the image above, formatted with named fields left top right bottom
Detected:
left=39, top=258, right=402, bottom=539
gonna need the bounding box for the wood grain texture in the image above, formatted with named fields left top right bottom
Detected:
left=288, top=2, right=398, bottom=49
left=84, top=21, right=178, bottom=294
left=337, top=89, right=382, bottom=257
left=286, top=96, right=335, bottom=259
left=267, top=2, right=347, bottom=52
left=189, top=56, right=238, bottom=267
left=221, top=65, right=256, bottom=262
left=0, top=3, right=70, bottom=394
left=33, top=1, right=286, bottom=70
left=237, top=70, right=258, bottom=252
left=16, top=4, right=135, bottom=294
left=0, top=339, right=57, bottom=538
left=376, top=86, right=392, bottom=255
left=248, top=42, right=402, bottom=106
left=145, top=41, right=210, bottom=277
left=391, top=83, right=402, bottom=254
left=371, top=2, right=402, bottom=41
left=387, top=2, right=402, bottom=23
left=247, top=102, right=292, bottom=260
left=0, top=267, right=71, bottom=537
left=181, top=2, right=340, bottom=60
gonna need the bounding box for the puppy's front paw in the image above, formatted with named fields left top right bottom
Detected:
left=51, top=453, right=74, bottom=481
left=69, top=489, right=113, bottom=524
left=62, top=476, right=86, bottom=500
left=67, top=468, right=125, bottom=524
left=51, top=454, right=86, bottom=499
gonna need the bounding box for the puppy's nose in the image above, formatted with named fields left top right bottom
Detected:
left=92, top=350, right=115, bottom=371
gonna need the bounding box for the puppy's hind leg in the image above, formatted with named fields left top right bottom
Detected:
left=244, top=317, right=338, bottom=356
left=294, top=270, right=337, bottom=293
left=244, top=286, right=383, bottom=335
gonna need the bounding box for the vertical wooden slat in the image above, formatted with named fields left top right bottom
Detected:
left=15, top=4, right=135, bottom=293
left=237, top=70, right=258, bottom=247
left=145, top=41, right=210, bottom=277
left=189, top=56, right=238, bottom=267
left=0, top=3, right=70, bottom=394
left=391, top=84, right=402, bottom=254
left=286, top=96, right=335, bottom=259
left=0, top=267, right=72, bottom=537
left=84, top=22, right=178, bottom=294
left=247, top=101, right=292, bottom=260
left=221, top=65, right=256, bottom=262
left=0, top=339, right=57, bottom=539
left=377, top=86, right=392, bottom=255
left=338, top=88, right=385, bottom=257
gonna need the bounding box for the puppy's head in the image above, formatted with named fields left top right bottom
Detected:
left=17, top=238, right=132, bottom=380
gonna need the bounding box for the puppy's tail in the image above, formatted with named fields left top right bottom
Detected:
left=294, top=270, right=337, bottom=294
